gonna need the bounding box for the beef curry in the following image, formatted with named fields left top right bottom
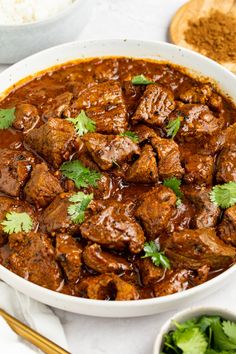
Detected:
left=0, top=57, right=235, bottom=301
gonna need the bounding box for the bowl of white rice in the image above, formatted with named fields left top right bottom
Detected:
left=0, top=0, right=91, bottom=64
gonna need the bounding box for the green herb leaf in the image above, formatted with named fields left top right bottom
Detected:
left=211, top=320, right=236, bottom=351
left=2, top=212, right=33, bottom=234
left=120, top=131, right=139, bottom=143
left=68, top=192, right=93, bottom=224
left=198, top=316, right=221, bottom=332
left=142, top=241, right=170, bottom=269
left=67, top=110, right=96, bottom=136
left=210, top=182, right=236, bottom=209
left=166, top=117, right=181, bottom=138
left=60, top=160, right=102, bottom=189
left=163, top=177, right=183, bottom=206
left=174, top=327, right=208, bottom=354
left=131, top=74, right=154, bottom=85
left=222, top=321, right=236, bottom=344
left=0, top=108, right=16, bottom=130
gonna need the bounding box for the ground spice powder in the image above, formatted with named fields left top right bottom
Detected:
left=184, top=10, right=236, bottom=63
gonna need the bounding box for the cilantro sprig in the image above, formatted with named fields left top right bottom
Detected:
left=210, top=182, right=236, bottom=209
left=166, top=117, right=181, bottom=138
left=1, top=212, right=33, bottom=234
left=67, top=110, right=96, bottom=136
left=0, top=108, right=16, bottom=130
left=60, top=160, right=102, bottom=189
left=162, top=315, right=236, bottom=354
left=131, top=75, right=154, bottom=85
left=142, top=241, right=170, bottom=269
left=163, top=177, right=183, bottom=206
left=68, top=192, right=93, bottom=224
left=120, top=131, right=139, bottom=143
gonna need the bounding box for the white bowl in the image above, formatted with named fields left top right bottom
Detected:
left=0, top=0, right=91, bottom=64
left=0, top=39, right=236, bottom=317
left=153, top=306, right=236, bottom=354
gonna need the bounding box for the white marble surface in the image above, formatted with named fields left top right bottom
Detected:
left=1, top=1, right=236, bottom=353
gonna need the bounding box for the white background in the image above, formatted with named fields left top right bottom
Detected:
left=1, top=1, right=236, bottom=353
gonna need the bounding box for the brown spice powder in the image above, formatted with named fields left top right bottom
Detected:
left=184, top=10, right=236, bottom=63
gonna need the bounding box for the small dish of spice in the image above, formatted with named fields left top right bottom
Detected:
left=169, top=0, right=236, bottom=73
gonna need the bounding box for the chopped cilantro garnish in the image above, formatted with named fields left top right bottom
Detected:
left=68, top=192, right=93, bottom=224
left=0, top=108, right=16, bottom=129
left=60, top=160, right=102, bottom=189
left=142, top=241, right=170, bottom=269
left=166, top=117, right=181, bottom=138
left=2, top=212, right=33, bottom=234
left=163, top=177, right=183, bottom=206
left=210, top=182, right=236, bottom=209
left=120, top=131, right=139, bottom=143
left=67, top=110, right=96, bottom=136
left=131, top=75, right=154, bottom=85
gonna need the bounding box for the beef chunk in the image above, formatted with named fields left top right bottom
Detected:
left=126, top=145, right=158, bottom=183
left=139, top=258, right=164, bottom=286
left=13, top=104, right=39, bottom=132
left=83, top=133, right=140, bottom=170
left=0, top=149, right=35, bottom=197
left=183, top=186, right=220, bottom=229
left=43, top=92, right=73, bottom=120
left=41, top=193, right=80, bottom=235
left=183, top=154, right=214, bottom=185
left=56, top=234, right=82, bottom=283
left=135, top=186, right=177, bottom=239
left=179, top=83, right=223, bottom=112
left=76, top=274, right=139, bottom=300
left=7, top=232, right=62, bottom=291
left=151, top=135, right=184, bottom=179
left=165, top=228, right=236, bottom=270
left=122, top=81, right=145, bottom=117
left=80, top=201, right=145, bottom=254
left=71, top=81, right=128, bottom=134
left=25, top=118, right=76, bottom=169
left=169, top=104, right=224, bottom=142
left=83, top=243, right=131, bottom=273
left=216, top=146, right=236, bottom=183
left=133, top=124, right=157, bottom=143
left=132, top=84, right=175, bottom=127
left=24, top=163, right=63, bottom=208
left=217, top=206, right=236, bottom=246
left=153, top=269, right=192, bottom=297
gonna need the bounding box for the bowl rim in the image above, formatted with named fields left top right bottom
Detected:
left=0, top=38, right=235, bottom=314
left=0, top=0, right=82, bottom=29
left=153, top=306, right=236, bottom=354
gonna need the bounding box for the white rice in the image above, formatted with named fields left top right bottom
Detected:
left=0, top=0, right=74, bottom=25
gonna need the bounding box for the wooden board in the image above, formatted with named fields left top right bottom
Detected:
left=169, top=0, right=236, bottom=73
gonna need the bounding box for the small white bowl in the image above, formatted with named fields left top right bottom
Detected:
left=0, top=0, right=92, bottom=64
left=153, top=306, right=236, bottom=354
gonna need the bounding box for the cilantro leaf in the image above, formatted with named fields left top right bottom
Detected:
left=67, top=110, right=96, bottom=136
left=68, top=192, right=93, bottom=224
left=120, top=131, right=139, bottom=143
left=222, top=321, right=236, bottom=344
left=174, top=327, right=208, bottom=354
left=2, top=212, right=33, bottom=234
left=142, top=241, right=170, bottom=269
left=0, top=108, right=16, bottom=129
left=211, top=320, right=236, bottom=351
left=198, top=316, right=221, bottom=332
left=206, top=350, right=236, bottom=354
left=166, top=117, right=181, bottom=138
left=163, top=177, right=183, bottom=206
left=210, top=182, right=236, bottom=209
left=60, top=160, right=102, bottom=189
left=131, top=75, right=154, bottom=85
